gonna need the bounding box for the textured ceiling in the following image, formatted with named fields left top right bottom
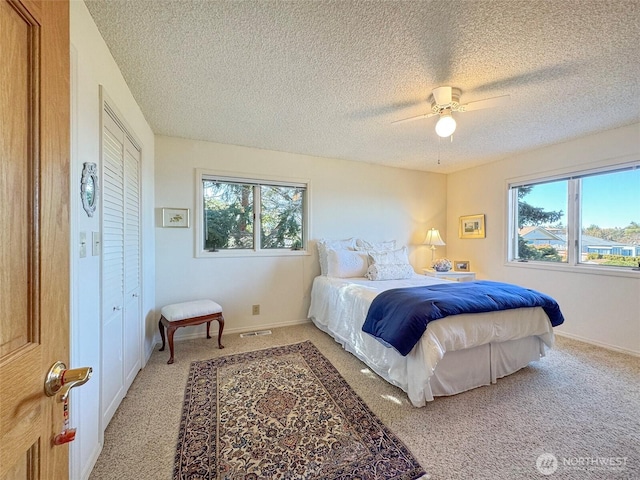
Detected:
left=85, top=0, right=640, bottom=173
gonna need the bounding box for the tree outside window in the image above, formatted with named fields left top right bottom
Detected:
left=202, top=177, right=306, bottom=253
left=516, top=183, right=565, bottom=262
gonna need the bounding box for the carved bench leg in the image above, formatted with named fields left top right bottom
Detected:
left=206, top=321, right=211, bottom=339
left=166, top=324, right=177, bottom=364
left=217, top=315, right=225, bottom=349
left=158, top=318, right=166, bottom=352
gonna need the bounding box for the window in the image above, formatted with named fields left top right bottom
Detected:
left=198, top=172, right=308, bottom=255
left=508, top=163, right=640, bottom=270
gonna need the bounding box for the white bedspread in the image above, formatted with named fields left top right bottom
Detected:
left=308, top=275, right=554, bottom=406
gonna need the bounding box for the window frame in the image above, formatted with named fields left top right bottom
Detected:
left=506, top=158, right=640, bottom=278
left=195, top=169, right=311, bottom=258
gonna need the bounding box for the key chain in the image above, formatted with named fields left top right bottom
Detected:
left=53, top=397, right=76, bottom=445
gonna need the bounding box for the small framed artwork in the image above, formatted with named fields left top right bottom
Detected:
left=459, top=214, right=485, bottom=239
left=162, top=208, right=190, bottom=228
left=454, top=260, right=470, bottom=272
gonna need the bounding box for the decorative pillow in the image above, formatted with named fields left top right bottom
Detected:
left=317, top=238, right=356, bottom=275
left=366, top=263, right=414, bottom=281
left=326, top=249, right=369, bottom=278
left=355, top=239, right=396, bottom=251
left=368, top=246, right=409, bottom=266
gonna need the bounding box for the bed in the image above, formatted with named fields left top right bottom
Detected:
left=308, top=274, right=559, bottom=407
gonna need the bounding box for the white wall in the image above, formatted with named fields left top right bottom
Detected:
left=447, top=124, right=640, bottom=355
left=155, top=135, right=446, bottom=336
left=70, top=2, right=155, bottom=478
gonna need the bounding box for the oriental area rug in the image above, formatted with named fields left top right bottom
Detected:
left=174, top=341, right=426, bottom=480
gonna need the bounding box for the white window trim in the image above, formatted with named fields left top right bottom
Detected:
left=194, top=168, right=311, bottom=258
left=504, top=260, right=640, bottom=278
left=505, top=156, right=640, bottom=278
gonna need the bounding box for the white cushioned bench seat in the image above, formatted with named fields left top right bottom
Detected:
left=161, top=299, right=222, bottom=322
left=158, top=299, right=225, bottom=364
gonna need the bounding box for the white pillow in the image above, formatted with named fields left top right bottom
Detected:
left=368, top=246, right=409, bottom=266
left=366, top=263, right=414, bottom=281
left=317, top=238, right=356, bottom=275
left=355, top=239, right=396, bottom=251
left=326, top=249, right=369, bottom=278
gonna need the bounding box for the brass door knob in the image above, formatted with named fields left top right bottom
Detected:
left=44, top=361, right=93, bottom=402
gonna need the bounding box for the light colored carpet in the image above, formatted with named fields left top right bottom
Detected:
left=89, top=323, right=640, bottom=479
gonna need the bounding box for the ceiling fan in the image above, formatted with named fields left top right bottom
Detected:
left=392, top=86, right=511, bottom=137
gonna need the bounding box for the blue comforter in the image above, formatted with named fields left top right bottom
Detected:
left=362, top=280, right=565, bottom=356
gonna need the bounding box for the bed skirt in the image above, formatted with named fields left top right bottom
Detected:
left=427, top=335, right=544, bottom=397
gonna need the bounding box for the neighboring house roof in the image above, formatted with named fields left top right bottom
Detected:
left=525, top=227, right=639, bottom=252
left=554, top=233, right=633, bottom=248
left=519, top=226, right=563, bottom=242
left=518, top=226, right=536, bottom=236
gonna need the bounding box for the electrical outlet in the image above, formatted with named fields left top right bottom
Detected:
left=252, top=304, right=260, bottom=315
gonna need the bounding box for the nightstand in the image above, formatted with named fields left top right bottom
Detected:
left=422, top=269, right=476, bottom=282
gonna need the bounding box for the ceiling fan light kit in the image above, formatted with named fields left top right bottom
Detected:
left=435, top=112, right=456, bottom=138
left=432, top=86, right=460, bottom=109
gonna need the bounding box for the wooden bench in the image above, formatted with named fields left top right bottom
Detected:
left=158, top=299, right=224, bottom=364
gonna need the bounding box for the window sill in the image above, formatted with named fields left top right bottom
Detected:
left=505, top=260, right=640, bottom=279
left=196, top=249, right=311, bottom=259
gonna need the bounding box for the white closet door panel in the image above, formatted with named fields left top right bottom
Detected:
left=123, top=293, right=140, bottom=390
left=101, top=110, right=125, bottom=426
left=123, top=139, right=140, bottom=296
left=123, top=136, right=141, bottom=389
left=101, top=311, right=124, bottom=427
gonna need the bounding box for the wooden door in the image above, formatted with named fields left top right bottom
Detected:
left=0, top=0, right=70, bottom=479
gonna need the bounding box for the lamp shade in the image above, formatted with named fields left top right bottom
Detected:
left=435, top=114, right=456, bottom=138
left=423, top=228, right=446, bottom=246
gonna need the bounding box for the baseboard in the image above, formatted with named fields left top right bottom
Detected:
left=144, top=342, right=154, bottom=366
left=81, top=442, right=102, bottom=480
left=159, top=318, right=312, bottom=344
left=226, top=318, right=311, bottom=335
left=555, top=331, right=640, bottom=357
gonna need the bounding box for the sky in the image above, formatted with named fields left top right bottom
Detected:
left=522, top=169, right=640, bottom=229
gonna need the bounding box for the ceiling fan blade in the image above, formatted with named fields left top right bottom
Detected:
left=391, top=112, right=438, bottom=124
left=470, top=64, right=578, bottom=95
left=459, top=95, right=511, bottom=112
left=432, top=86, right=453, bottom=106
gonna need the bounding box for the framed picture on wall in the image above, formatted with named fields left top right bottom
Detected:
left=459, top=214, right=485, bottom=239
left=162, top=208, right=190, bottom=228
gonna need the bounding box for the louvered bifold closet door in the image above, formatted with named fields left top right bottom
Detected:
left=123, top=136, right=141, bottom=391
left=101, top=110, right=126, bottom=427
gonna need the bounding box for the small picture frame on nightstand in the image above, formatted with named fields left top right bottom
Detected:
left=454, top=260, right=470, bottom=272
